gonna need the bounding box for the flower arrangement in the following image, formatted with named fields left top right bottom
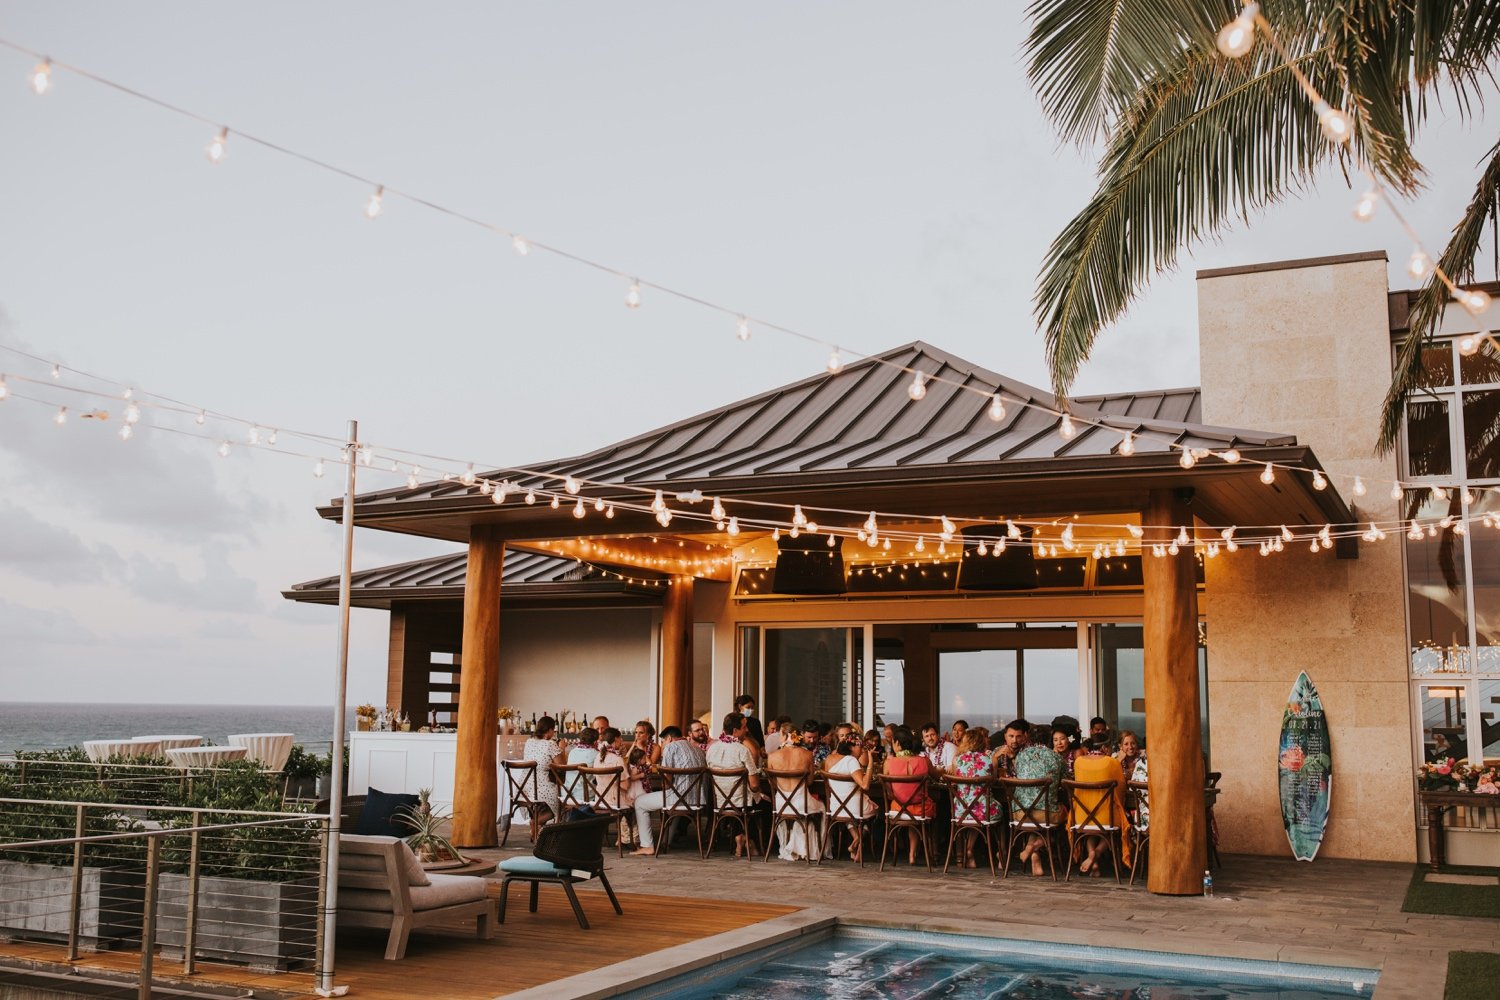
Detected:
left=355, top=704, right=378, bottom=721
left=1417, top=758, right=1499, bottom=793
left=497, top=706, right=520, bottom=721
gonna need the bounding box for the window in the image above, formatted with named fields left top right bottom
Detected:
left=1094, top=623, right=1210, bottom=760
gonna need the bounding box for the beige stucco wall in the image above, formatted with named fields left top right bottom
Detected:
left=1198, top=254, right=1416, bottom=862
left=497, top=606, right=655, bottom=730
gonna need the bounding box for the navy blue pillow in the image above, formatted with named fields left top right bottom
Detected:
left=353, top=787, right=420, bottom=838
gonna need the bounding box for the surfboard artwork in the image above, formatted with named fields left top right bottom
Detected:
left=1278, top=671, right=1332, bottom=861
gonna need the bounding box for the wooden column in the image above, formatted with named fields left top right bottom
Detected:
left=659, top=575, right=695, bottom=731
left=451, top=526, right=504, bottom=847
left=1141, top=488, right=1208, bottom=894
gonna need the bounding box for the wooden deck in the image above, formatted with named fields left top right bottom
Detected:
left=0, top=884, right=798, bottom=999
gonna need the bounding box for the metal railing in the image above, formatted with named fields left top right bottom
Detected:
left=0, top=797, right=332, bottom=999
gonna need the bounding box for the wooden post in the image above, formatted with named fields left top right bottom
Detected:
left=452, top=526, right=504, bottom=847
left=1141, top=489, right=1207, bottom=894
left=659, top=575, right=695, bottom=731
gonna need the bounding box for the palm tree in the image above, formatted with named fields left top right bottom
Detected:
left=1025, top=0, right=1500, bottom=452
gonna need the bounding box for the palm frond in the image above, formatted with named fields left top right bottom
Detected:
left=1036, top=47, right=1336, bottom=397
left=1378, top=133, right=1500, bottom=454
left=1025, top=0, right=1231, bottom=144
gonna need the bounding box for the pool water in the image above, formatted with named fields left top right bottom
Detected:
left=626, top=929, right=1376, bottom=999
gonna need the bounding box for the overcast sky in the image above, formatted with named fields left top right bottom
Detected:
left=0, top=2, right=1493, bottom=707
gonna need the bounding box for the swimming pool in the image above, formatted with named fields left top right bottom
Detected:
left=620, top=926, right=1377, bottom=999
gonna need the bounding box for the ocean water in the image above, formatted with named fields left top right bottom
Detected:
left=0, top=703, right=353, bottom=753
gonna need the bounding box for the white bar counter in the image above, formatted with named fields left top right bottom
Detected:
left=347, top=730, right=531, bottom=818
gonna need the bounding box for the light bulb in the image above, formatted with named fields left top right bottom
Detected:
left=573, top=498, right=586, bottom=519
left=988, top=394, right=1006, bottom=422
left=1390, top=481, right=1402, bottom=500
left=1216, top=4, right=1258, bottom=58
left=0, top=375, right=7, bottom=400
left=915, top=537, right=926, bottom=553
left=1260, top=462, right=1275, bottom=485
left=479, top=479, right=493, bottom=496
left=1458, top=334, right=1482, bottom=357
left=217, top=441, right=231, bottom=458
left=51, top=364, right=61, bottom=379
left=710, top=497, right=726, bottom=520
left=54, top=406, right=67, bottom=425
left=1179, top=449, right=1196, bottom=469
left=1222, top=448, right=1240, bottom=464
left=977, top=540, right=988, bottom=556
left=120, top=402, right=140, bottom=425
left=268, top=430, right=278, bottom=446
left=461, top=464, right=476, bottom=486
left=524, top=489, right=536, bottom=505
left=314, top=460, right=325, bottom=478
left=736, top=317, right=750, bottom=342
left=512, top=235, right=529, bottom=255
left=122, top=387, right=133, bottom=399
left=1119, top=432, right=1135, bottom=457
left=364, top=185, right=384, bottom=220
left=408, top=473, right=419, bottom=489
left=118, top=424, right=132, bottom=442
left=28, top=59, right=51, bottom=96
left=206, top=127, right=229, bottom=164
left=549, top=495, right=561, bottom=509
left=1315, top=101, right=1353, bottom=144
left=1352, top=189, right=1378, bottom=222
left=1458, top=289, right=1492, bottom=316
left=940, top=515, right=956, bottom=538
left=1312, top=470, right=1327, bottom=490
left=1281, top=525, right=1294, bottom=542
left=727, top=516, right=740, bottom=536
left=1407, top=249, right=1431, bottom=279
left=595, top=496, right=606, bottom=512
left=1060, top=414, right=1076, bottom=439
left=624, top=280, right=641, bottom=309
left=605, top=504, right=615, bottom=519
left=564, top=475, right=580, bottom=495
left=907, top=371, right=927, bottom=401
left=827, top=349, right=844, bottom=374
left=195, top=409, right=206, bottom=425
left=1353, top=476, right=1367, bottom=497
left=792, top=504, right=808, bottom=527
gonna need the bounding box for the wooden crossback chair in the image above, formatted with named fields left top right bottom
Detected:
left=554, top=762, right=590, bottom=814
left=1062, top=778, right=1124, bottom=883
left=817, top=770, right=873, bottom=867
left=497, top=815, right=623, bottom=930
left=577, top=764, right=632, bottom=857
left=877, top=773, right=935, bottom=872
left=1127, top=779, right=1151, bottom=887
left=501, top=759, right=541, bottom=847
left=998, top=776, right=1061, bottom=880
left=941, top=774, right=1003, bottom=875
left=655, top=765, right=710, bottom=858
left=705, top=767, right=759, bottom=859
left=762, top=768, right=822, bottom=865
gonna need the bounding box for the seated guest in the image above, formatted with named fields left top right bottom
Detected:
left=631, top=720, right=662, bottom=767
left=947, top=728, right=994, bottom=868
left=764, top=715, right=794, bottom=754
left=1011, top=733, right=1065, bottom=877
left=688, top=718, right=711, bottom=751
left=522, top=715, right=565, bottom=825
left=562, top=726, right=600, bottom=805
left=632, top=726, right=707, bottom=856
left=823, top=737, right=878, bottom=861
left=950, top=719, right=969, bottom=746
left=885, top=731, right=936, bottom=864
left=882, top=723, right=897, bottom=756
left=706, top=712, right=765, bottom=857
left=805, top=720, right=832, bottom=769
left=992, top=719, right=1030, bottom=776
left=920, top=723, right=956, bottom=771
left=1113, top=730, right=1143, bottom=779
left=1089, top=715, right=1112, bottom=745
left=593, top=728, right=633, bottom=802
left=767, top=722, right=823, bottom=861
left=591, top=715, right=610, bottom=741
left=1071, top=750, right=1130, bottom=875
left=861, top=729, right=885, bottom=767
left=1050, top=725, right=1078, bottom=778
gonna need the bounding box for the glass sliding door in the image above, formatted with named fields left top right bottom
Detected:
left=762, top=627, right=851, bottom=726
left=935, top=623, right=1082, bottom=732
left=1093, top=622, right=1210, bottom=760
left=937, top=649, right=1017, bottom=733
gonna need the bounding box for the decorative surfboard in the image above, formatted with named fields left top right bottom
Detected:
left=1278, top=671, right=1332, bottom=861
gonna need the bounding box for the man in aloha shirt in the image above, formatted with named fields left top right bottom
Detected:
left=630, top=726, right=708, bottom=856
left=920, top=724, right=956, bottom=771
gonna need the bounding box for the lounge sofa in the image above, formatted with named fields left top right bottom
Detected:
left=337, top=833, right=493, bottom=960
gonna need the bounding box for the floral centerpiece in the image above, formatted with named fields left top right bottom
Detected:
left=497, top=706, right=520, bottom=734
left=355, top=704, right=378, bottom=732
left=1417, top=758, right=1499, bottom=793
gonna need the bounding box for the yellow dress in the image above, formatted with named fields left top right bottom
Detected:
left=1070, top=753, right=1130, bottom=868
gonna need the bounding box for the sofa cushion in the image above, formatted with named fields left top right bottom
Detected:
left=500, top=855, right=572, bottom=878
left=340, top=833, right=430, bottom=886
left=409, top=874, right=489, bottom=911
left=353, top=787, right=421, bottom=838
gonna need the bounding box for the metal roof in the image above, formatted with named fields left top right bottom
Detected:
left=318, top=341, right=1352, bottom=546
left=282, top=548, right=665, bottom=609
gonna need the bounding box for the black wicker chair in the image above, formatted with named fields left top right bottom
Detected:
left=497, top=814, right=623, bottom=930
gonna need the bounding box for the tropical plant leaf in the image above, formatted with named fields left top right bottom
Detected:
left=1025, top=0, right=1231, bottom=143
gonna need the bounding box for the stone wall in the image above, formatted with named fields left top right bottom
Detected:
left=1197, top=252, right=1416, bottom=862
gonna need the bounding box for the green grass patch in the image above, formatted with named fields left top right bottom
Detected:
left=1404, top=864, right=1500, bottom=919
left=1446, top=951, right=1500, bottom=1000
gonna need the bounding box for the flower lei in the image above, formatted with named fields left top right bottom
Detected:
left=717, top=732, right=741, bottom=745
left=894, top=749, right=914, bottom=758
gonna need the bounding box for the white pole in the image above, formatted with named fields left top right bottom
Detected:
left=317, top=420, right=358, bottom=997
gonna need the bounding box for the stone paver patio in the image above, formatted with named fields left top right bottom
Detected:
left=468, top=837, right=1499, bottom=999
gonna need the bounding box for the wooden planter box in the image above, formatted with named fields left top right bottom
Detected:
left=0, top=860, right=145, bottom=950
left=156, top=874, right=318, bottom=972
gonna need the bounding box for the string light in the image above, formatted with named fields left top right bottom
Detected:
left=314, top=459, right=325, bottom=478
left=1215, top=2, right=1258, bottom=57
left=827, top=349, right=844, bottom=374
left=564, top=475, right=580, bottom=495
left=1407, top=249, right=1431, bottom=279
left=572, top=498, right=586, bottom=519
left=1221, top=448, right=1240, bottom=464
left=1059, top=414, right=1076, bottom=439
left=1179, top=449, right=1196, bottom=469
left=1260, top=462, right=1275, bottom=485
left=0, top=375, right=7, bottom=400
left=27, top=58, right=51, bottom=95
left=1314, top=100, right=1353, bottom=145
left=216, top=440, right=231, bottom=458
left=549, top=495, right=561, bottom=510
left=1458, top=334, right=1482, bottom=357
left=512, top=235, right=529, bottom=256
left=53, top=405, right=67, bottom=425
left=907, top=371, right=927, bottom=401
left=195, top=409, right=206, bottom=425
left=1352, top=476, right=1366, bottom=497
left=624, top=280, right=641, bottom=309
left=987, top=394, right=1006, bottom=422
left=1457, top=289, right=1492, bottom=317
left=50, top=364, right=61, bottom=379
left=1351, top=189, right=1377, bottom=222
left=1390, top=481, right=1403, bottom=500
left=205, top=127, right=229, bottom=165
left=1118, top=432, right=1134, bottom=457
left=364, top=185, right=384, bottom=220
left=736, top=317, right=750, bottom=342
left=118, top=423, right=132, bottom=441
left=1312, top=470, right=1327, bottom=491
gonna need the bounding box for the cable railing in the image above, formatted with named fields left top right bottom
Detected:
left=0, top=797, right=332, bottom=999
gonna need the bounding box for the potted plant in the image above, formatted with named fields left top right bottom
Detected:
left=280, top=745, right=329, bottom=801
left=154, top=761, right=321, bottom=972
left=400, top=791, right=464, bottom=865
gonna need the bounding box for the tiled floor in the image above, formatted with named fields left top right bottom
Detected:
left=465, top=837, right=1500, bottom=1000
